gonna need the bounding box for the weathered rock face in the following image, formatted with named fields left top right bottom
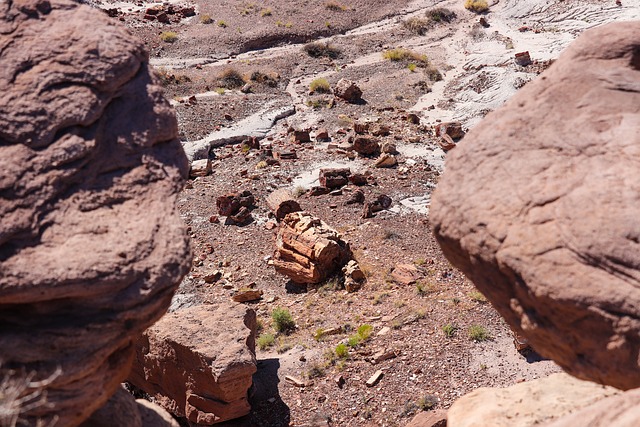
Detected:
left=544, top=388, right=640, bottom=427
left=128, top=304, right=257, bottom=425
left=0, top=0, right=190, bottom=425
left=80, top=386, right=180, bottom=427
left=447, top=373, right=619, bottom=427
left=431, top=22, right=640, bottom=389
left=273, top=212, right=352, bottom=284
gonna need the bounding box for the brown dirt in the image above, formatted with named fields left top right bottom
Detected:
left=88, top=0, right=636, bottom=425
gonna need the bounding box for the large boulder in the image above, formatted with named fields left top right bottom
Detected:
left=128, top=304, right=257, bottom=425
left=447, top=373, right=619, bottom=427
left=544, top=388, right=640, bottom=427
left=431, top=22, right=640, bottom=389
left=0, top=0, right=190, bottom=425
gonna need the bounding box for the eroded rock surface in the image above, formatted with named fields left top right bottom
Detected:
left=128, top=304, right=257, bottom=425
left=431, top=22, right=640, bottom=389
left=447, top=373, right=619, bottom=427
left=545, top=388, right=640, bottom=427
left=0, top=0, right=190, bottom=425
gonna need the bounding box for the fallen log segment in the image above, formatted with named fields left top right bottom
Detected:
left=273, top=212, right=352, bottom=285
left=266, top=188, right=302, bottom=221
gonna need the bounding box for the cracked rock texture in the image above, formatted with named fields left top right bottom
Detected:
left=0, top=0, right=191, bottom=425
left=128, top=303, right=257, bottom=425
left=431, top=22, right=640, bottom=390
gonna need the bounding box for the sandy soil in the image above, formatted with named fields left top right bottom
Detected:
left=95, top=0, right=639, bottom=425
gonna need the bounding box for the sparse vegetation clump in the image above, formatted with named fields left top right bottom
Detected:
left=303, top=42, right=341, bottom=59
left=325, top=1, right=348, bottom=11
left=250, top=71, right=279, bottom=87
left=309, top=78, right=331, bottom=93
left=200, top=14, right=213, bottom=24
left=442, top=323, right=458, bottom=338
left=260, top=8, right=272, bottom=16
left=159, top=31, right=178, bottom=43
left=257, top=333, right=275, bottom=350
left=217, top=20, right=228, bottom=27
left=464, top=0, right=489, bottom=13
left=428, top=7, right=456, bottom=23
left=418, top=395, right=439, bottom=411
left=272, top=307, right=295, bottom=333
left=469, top=325, right=491, bottom=342
left=382, top=48, right=428, bottom=64
left=469, top=290, right=488, bottom=303
left=335, top=343, right=349, bottom=358
left=217, top=68, right=245, bottom=89
left=403, top=17, right=430, bottom=35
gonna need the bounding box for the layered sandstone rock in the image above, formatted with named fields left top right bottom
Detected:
left=128, top=304, right=257, bottom=425
left=431, top=22, right=640, bottom=389
left=447, top=373, right=619, bottom=427
left=0, top=0, right=190, bottom=425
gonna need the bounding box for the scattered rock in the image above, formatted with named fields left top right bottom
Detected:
left=372, top=349, right=399, bottom=364
left=345, top=189, right=365, bottom=205
left=216, top=190, right=255, bottom=216
left=407, top=113, right=420, bottom=124
left=190, top=158, right=212, bottom=177
left=434, top=121, right=465, bottom=140
left=406, top=409, right=447, bottom=427
left=353, top=136, right=380, bottom=156
left=319, top=168, right=351, bottom=189
left=266, top=188, right=302, bottom=221
left=447, top=373, right=619, bottom=427
left=308, top=186, right=331, bottom=196
left=349, top=173, right=370, bottom=186
left=292, top=129, right=311, bottom=143
left=316, top=128, right=330, bottom=142
left=273, top=212, right=352, bottom=285
left=438, top=134, right=456, bottom=151
left=334, top=375, right=346, bottom=388
left=0, top=1, right=191, bottom=425
left=390, top=264, right=422, bottom=285
left=362, top=194, right=392, bottom=218
left=343, top=260, right=366, bottom=292
left=285, top=375, right=311, bottom=388
left=366, top=370, right=384, bottom=387
left=381, top=141, right=398, bottom=154
left=274, top=149, right=298, bottom=160
left=334, top=78, right=363, bottom=103
left=479, top=17, right=490, bottom=28
left=204, top=270, right=223, bottom=283
left=431, top=22, right=640, bottom=390
left=515, top=51, right=532, bottom=66
left=232, top=288, right=263, bottom=302
left=374, top=153, right=397, bottom=168
left=129, top=304, right=257, bottom=425
left=353, top=121, right=370, bottom=134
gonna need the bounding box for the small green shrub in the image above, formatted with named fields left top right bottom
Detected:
left=469, top=325, right=490, bottom=342
left=218, top=20, right=228, bottom=27
left=200, top=14, right=213, bottom=24
left=407, top=63, right=417, bottom=72
left=314, top=328, right=325, bottom=341
left=303, top=42, right=341, bottom=59
left=260, top=8, right=272, bottom=16
left=272, top=308, right=295, bottom=333
left=357, top=324, right=373, bottom=341
left=442, top=324, right=458, bottom=338
left=335, top=343, right=349, bottom=358
left=159, top=31, right=178, bottom=43
left=464, top=0, right=489, bottom=13
left=257, top=333, right=275, bottom=350
left=307, top=363, right=326, bottom=379
left=309, top=78, right=331, bottom=93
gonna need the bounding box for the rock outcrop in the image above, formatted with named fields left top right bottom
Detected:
left=545, top=388, right=640, bottom=427
left=0, top=0, right=190, bottom=426
left=273, top=212, right=352, bottom=284
left=431, top=22, right=640, bottom=389
left=80, top=386, right=180, bottom=427
left=128, top=304, right=257, bottom=425
left=447, top=373, right=619, bottom=427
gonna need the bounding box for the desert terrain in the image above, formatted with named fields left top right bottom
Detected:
left=90, top=0, right=639, bottom=425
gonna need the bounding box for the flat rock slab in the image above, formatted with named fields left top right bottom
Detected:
left=431, top=22, right=640, bottom=389
left=447, top=373, right=619, bottom=427
left=129, top=303, right=257, bottom=425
